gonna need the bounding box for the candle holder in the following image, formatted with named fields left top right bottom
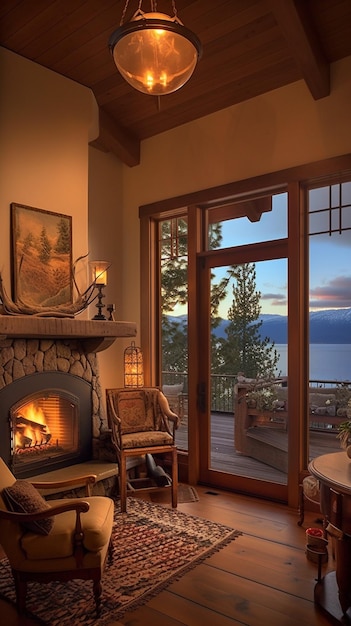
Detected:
left=90, top=261, right=110, bottom=320
left=93, top=284, right=106, bottom=320
left=107, top=303, right=116, bottom=321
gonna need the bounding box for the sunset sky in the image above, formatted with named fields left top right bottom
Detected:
left=215, top=187, right=351, bottom=317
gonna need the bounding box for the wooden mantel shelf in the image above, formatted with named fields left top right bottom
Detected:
left=0, top=315, right=137, bottom=353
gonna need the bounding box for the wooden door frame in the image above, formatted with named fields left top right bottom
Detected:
left=139, top=153, right=351, bottom=508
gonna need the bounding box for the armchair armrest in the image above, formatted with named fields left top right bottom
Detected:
left=30, top=474, right=97, bottom=497
left=106, top=391, right=122, bottom=449
left=159, top=391, right=181, bottom=429
left=0, top=499, right=90, bottom=523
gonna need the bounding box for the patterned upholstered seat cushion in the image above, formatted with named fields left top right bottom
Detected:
left=121, top=430, right=173, bottom=449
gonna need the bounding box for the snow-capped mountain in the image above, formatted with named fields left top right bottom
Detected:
left=166, top=308, right=351, bottom=344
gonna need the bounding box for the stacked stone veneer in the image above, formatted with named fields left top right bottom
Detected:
left=0, top=337, right=108, bottom=459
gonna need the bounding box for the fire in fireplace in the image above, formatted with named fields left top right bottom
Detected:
left=11, top=389, right=79, bottom=475
left=0, top=372, right=93, bottom=478
left=14, top=401, right=53, bottom=449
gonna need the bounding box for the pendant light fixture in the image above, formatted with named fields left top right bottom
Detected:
left=108, top=0, right=202, bottom=96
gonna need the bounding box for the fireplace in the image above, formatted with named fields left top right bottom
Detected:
left=0, top=316, right=136, bottom=478
left=0, top=372, right=92, bottom=478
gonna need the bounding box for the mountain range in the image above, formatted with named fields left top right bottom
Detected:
left=167, top=308, right=351, bottom=344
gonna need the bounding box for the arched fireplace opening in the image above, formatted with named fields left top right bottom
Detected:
left=0, top=372, right=92, bottom=478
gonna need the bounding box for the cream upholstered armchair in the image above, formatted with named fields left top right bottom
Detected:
left=106, top=387, right=180, bottom=513
left=0, top=457, right=114, bottom=616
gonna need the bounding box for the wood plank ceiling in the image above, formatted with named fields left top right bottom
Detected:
left=0, top=0, right=350, bottom=167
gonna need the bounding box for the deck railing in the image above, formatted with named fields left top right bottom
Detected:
left=161, top=372, right=242, bottom=413
left=162, top=372, right=350, bottom=414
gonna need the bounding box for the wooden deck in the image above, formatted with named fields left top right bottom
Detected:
left=175, top=412, right=342, bottom=485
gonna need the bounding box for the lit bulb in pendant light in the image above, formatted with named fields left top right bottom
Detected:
left=108, top=3, right=202, bottom=96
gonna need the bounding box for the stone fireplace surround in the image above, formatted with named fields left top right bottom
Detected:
left=0, top=315, right=136, bottom=491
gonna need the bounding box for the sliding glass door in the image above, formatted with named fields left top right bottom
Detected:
left=209, top=259, right=288, bottom=485
left=198, top=192, right=289, bottom=499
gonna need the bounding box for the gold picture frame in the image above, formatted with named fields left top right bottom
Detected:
left=11, top=203, right=73, bottom=307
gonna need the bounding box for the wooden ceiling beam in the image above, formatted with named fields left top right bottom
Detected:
left=267, top=0, right=330, bottom=100
left=89, top=107, right=140, bottom=167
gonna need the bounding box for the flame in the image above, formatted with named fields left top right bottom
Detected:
left=20, top=402, right=47, bottom=424
left=14, top=402, right=51, bottom=449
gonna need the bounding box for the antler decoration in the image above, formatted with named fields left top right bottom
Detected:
left=0, top=254, right=98, bottom=318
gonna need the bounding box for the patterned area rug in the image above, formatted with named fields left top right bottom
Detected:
left=0, top=498, right=241, bottom=626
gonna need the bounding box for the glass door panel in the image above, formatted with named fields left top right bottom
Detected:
left=159, top=217, right=188, bottom=451
left=308, top=182, right=351, bottom=463
left=209, top=259, right=288, bottom=485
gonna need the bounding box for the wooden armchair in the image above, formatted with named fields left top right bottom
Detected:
left=106, top=387, right=180, bottom=512
left=0, top=457, right=114, bottom=616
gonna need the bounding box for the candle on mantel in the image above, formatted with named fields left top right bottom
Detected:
left=90, top=261, right=109, bottom=286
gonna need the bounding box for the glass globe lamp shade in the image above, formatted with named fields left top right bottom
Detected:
left=109, top=12, right=202, bottom=95
left=89, top=260, right=109, bottom=286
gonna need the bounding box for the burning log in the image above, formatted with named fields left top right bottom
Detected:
left=15, top=433, right=33, bottom=448
left=15, top=414, right=51, bottom=448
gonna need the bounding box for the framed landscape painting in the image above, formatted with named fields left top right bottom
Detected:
left=11, top=203, right=73, bottom=307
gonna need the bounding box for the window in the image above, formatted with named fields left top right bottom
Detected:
left=308, top=180, right=351, bottom=461
left=159, top=217, right=188, bottom=449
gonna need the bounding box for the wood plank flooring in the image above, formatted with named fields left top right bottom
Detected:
left=0, top=487, right=337, bottom=626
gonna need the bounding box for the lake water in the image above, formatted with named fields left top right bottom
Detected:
left=275, top=344, right=351, bottom=383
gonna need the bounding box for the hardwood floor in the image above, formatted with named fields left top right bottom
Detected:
left=0, top=487, right=336, bottom=626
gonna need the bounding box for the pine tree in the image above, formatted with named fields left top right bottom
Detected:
left=161, top=218, right=188, bottom=373
left=162, top=315, right=188, bottom=372
left=22, top=232, right=34, bottom=255
left=161, top=219, right=224, bottom=373
left=55, top=218, right=71, bottom=254
left=161, top=219, right=224, bottom=313
left=39, top=226, right=52, bottom=264
left=217, top=263, right=278, bottom=378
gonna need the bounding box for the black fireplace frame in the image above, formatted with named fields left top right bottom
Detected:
left=0, top=371, right=92, bottom=478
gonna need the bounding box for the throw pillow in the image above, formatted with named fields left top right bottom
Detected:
left=314, top=405, right=336, bottom=416
left=2, top=480, right=54, bottom=535
left=162, top=383, right=184, bottom=396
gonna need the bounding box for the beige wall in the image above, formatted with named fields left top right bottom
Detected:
left=88, top=147, right=126, bottom=391
left=0, top=47, right=95, bottom=297
left=125, top=55, right=351, bottom=203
